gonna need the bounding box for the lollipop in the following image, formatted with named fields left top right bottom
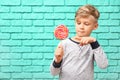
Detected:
left=54, top=25, right=69, bottom=40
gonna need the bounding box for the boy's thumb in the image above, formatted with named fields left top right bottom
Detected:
left=58, top=42, right=63, bottom=49
left=57, top=42, right=64, bottom=55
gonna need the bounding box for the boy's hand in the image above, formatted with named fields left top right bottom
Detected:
left=54, top=43, right=64, bottom=63
left=75, top=36, right=96, bottom=46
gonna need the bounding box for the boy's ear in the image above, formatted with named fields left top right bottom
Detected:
left=93, top=23, right=98, bottom=30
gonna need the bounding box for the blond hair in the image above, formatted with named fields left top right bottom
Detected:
left=75, top=4, right=100, bottom=21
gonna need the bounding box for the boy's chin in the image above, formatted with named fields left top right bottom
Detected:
left=77, top=35, right=90, bottom=37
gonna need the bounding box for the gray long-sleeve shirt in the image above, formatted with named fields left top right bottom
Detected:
left=50, top=38, right=108, bottom=80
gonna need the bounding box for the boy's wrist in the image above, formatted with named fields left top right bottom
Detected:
left=53, top=60, right=62, bottom=68
left=90, top=40, right=100, bottom=49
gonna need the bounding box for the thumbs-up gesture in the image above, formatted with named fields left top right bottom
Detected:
left=54, top=43, right=64, bottom=63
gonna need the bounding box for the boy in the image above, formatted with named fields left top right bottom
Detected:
left=50, top=4, right=108, bottom=80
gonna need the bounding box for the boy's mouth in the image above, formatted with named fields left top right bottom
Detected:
left=78, top=30, right=85, bottom=33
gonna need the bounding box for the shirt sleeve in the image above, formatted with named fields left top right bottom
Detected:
left=90, top=41, right=108, bottom=69
left=50, top=58, right=62, bottom=76
left=50, top=40, right=65, bottom=76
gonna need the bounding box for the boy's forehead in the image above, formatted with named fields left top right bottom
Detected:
left=75, top=15, right=97, bottom=22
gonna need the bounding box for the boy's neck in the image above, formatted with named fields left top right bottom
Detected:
left=71, top=36, right=81, bottom=43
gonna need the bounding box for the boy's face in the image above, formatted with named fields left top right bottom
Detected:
left=75, top=15, right=98, bottom=37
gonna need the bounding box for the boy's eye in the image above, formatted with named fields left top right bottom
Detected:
left=85, top=23, right=89, bottom=26
left=77, top=22, right=81, bottom=25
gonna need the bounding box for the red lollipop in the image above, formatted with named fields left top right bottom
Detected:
left=54, top=25, right=69, bottom=40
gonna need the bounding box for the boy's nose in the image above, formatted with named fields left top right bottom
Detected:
left=79, top=24, right=84, bottom=29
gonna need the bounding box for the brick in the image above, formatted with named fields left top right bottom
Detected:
left=99, top=13, right=109, bottom=20
left=98, top=40, right=108, bottom=46
left=110, top=0, right=120, bottom=5
left=1, top=27, right=22, bottom=33
left=12, top=73, right=32, bottom=78
left=119, top=47, right=120, bottom=53
left=108, top=66, right=120, bottom=72
left=44, top=0, right=64, bottom=6
left=23, top=53, right=43, bottom=59
left=67, top=27, right=75, bottom=33
left=11, top=7, right=31, bottom=13
left=11, top=20, right=32, bottom=26
left=94, top=27, right=109, bottom=33
left=33, top=73, right=53, bottom=78
left=44, top=53, right=54, bottom=59
left=54, top=7, right=76, bottom=13
left=0, top=73, right=10, bottom=79
left=110, top=27, right=120, bottom=32
left=65, top=0, right=86, bottom=5
left=33, top=7, right=53, bottom=13
left=44, top=13, right=65, bottom=20
left=1, top=66, right=22, bottom=72
left=87, top=0, right=109, bottom=5
left=55, top=20, right=74, bottom=26
left=66, top=13, right=76, bottom=20
left=23, top=66, right=42, bottom=72
left=0, top=7, right=9, bottom=12
left=22, top=0, right=42, bottom=6
left=11, top=33, right=32, bottom=40
left=0, top=33, right=10, bottom=40
left=91, top=33, right=97, bottom=38
left=0, top=60, right=10, bottom=66
left=23, top=13, right=43, bottom=20
left=32, top=60, right=44, bottom=65
left=118, top=60, right=120, bottom=65
left=98, top=6, right=119, bottom=12
left=1, top=0, right=20, bottom=5
left=98, top=73, right=118, bottom=79
left=23, top=40, right=43, bottom=46
left=32, top=47, right=53, bottom=53
left=1, top=40, right=21, bottom=46
left=104, top=47, right=118, bottom=53
left=107, top=60, right=117, bottom=66
left=1, top=53, right=21, bottom=59
left=43, top=66, right=50, bottom=72
left=109, top=40, right=120, bottom=46
left=33, top=20, right=54, bottom=26
left=32, top=33, right=54, bottom=40
left=108, top=53, right=120, bottom=60
left=11, top=60, right=31, bottom=66
left=98, top=20, right=119, bottom=26
left=110, top=13, right=120, bottom=19
left=0, top=20, right=10, bottom=26
left=11, top=47, right=31, bottom=53
left=44, top=27, right=55, bottom=33
left=43, top=60, right=52, bottom=66
left=94, top=73, right=97, bottom=79
left=23, top=27, right=44, bottom=33
left=44, top=40, right=59, bottom=46
left=1, top=13, right=21, bottom=20
left=98, top=33, right=119, bottom=39
left=0, top=46, right=10, bottom=53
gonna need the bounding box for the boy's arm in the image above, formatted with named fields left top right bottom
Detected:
left=50, top=58, right=62, bottom=76
left=90, top=41, right=108, bottom=69
left=75, top=36, right=108, bottom=68
left=50, top=42, right=64, bottom=76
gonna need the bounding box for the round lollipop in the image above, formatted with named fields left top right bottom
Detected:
left=54, top=25, right=69, bottom=40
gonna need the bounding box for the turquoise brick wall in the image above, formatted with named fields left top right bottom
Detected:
left=0, top=0, right=120, bottom=80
